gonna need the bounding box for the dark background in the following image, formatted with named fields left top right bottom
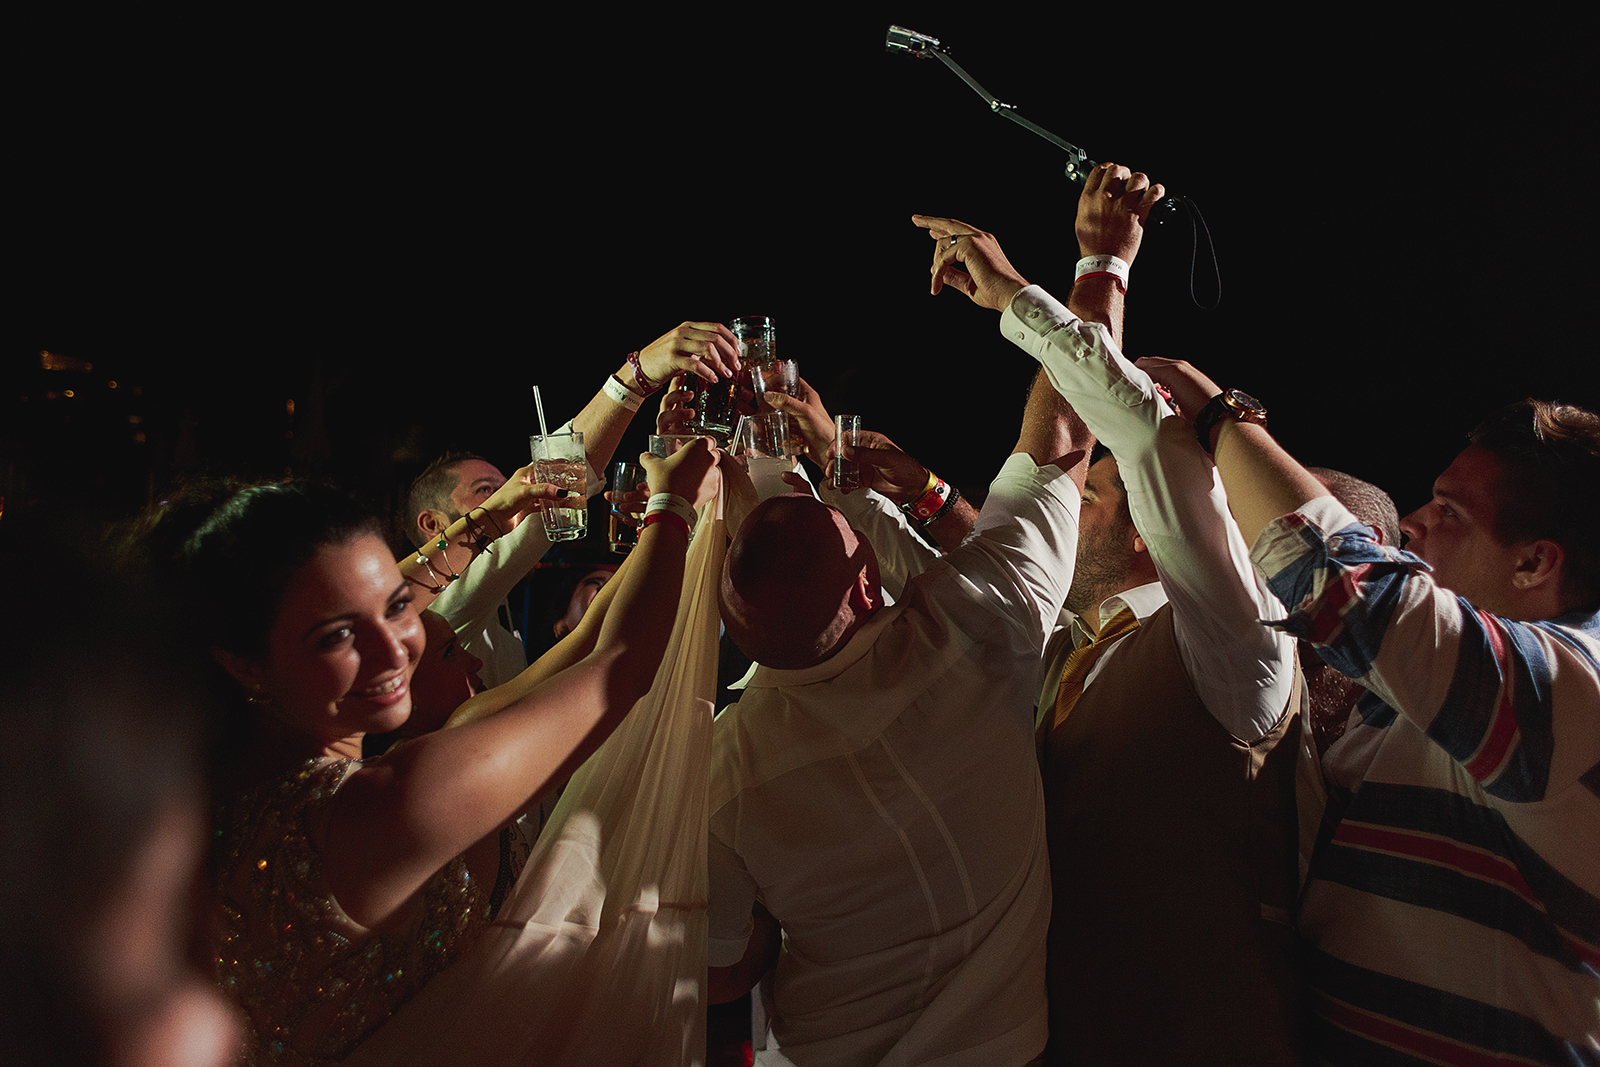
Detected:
left=10, top=12, right=1596, bottom=533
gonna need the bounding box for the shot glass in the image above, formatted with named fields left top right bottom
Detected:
left=833, top=415, right=863, bottom=492
left=529, top=431, right=588, bottom=542
left=648, top=434, right=699, bottom=459
left=753, top=360, right=806, bottom=454
left=608, top=461, right=647, bottom=555
left=734, top=411, right=791, bottom=460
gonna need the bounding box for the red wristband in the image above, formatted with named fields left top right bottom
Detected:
left=902, top=476, right=951, bottom=522
left=642, top=511, right=691, bottom=539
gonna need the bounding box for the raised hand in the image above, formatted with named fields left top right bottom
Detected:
left=480, top=463, right=572, bottom=530
left=634, top=322, right=741, bottom=386
left=1076, top=163, right=1165, bottom=265
left=911, top=216, right=1029, bottom=310
left=829, top=430, right=932, bottom=504
left=642, top=435, right=722, bottom=508
left=656, top=377, right=698, bottom=436
left=1133, top=357, right=1221, bottom=423
left=759, top=375, right=835, bottom=467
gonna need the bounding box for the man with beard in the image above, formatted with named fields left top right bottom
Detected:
left=915, top=161, right=1306, bottom=1065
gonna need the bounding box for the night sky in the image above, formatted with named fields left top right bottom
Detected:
left=12, top=12, right=1596, bottom=533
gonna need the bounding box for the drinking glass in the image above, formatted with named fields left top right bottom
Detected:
left=833, top=415, right=863, bottom=492
left=529, top=431, right=588, bottom=542
left=609, top=461, right=647, bottom=554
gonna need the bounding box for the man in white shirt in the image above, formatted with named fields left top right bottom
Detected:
left=705, top=312, right=1100, bottom=1063
left=914, top=162, right=1305, bottom=1065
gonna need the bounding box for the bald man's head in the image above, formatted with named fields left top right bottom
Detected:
left=720, top=494, right=882, bottom=669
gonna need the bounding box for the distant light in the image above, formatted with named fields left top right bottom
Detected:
left=108, top=380, right=119, bottom=389
left=62, top=390, right=75, bottom=398
left=286, top=399, right=296, bottom=416
left=40, top=350, right=92, bottom=372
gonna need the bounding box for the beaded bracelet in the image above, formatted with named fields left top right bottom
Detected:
left=627, top=351, right=664, bottom=397
left=410, top=550, right=450, bottom=593
left=430, top=538, right=462, bottom=582
left=926, top=483, right=962, bottom=524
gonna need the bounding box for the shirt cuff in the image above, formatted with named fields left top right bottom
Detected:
left=1251, top=495, right=1357, bottom=556
left=1000, top=284, right=1077, bottom=348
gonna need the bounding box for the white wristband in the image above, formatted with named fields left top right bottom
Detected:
left=1074, top=254, right=1130, bottom=293
left=644, top=492, right=697, bottom=529
left=603, top=374, right=643, bottom=411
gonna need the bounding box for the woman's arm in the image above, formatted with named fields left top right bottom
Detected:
left=323, top=439, right=722, bottom=931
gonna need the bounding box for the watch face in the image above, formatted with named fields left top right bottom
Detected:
left=1224, top=388, right=1266, bottom=416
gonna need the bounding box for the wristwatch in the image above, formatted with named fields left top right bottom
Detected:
left=1193, top=389, right=1267, bottom=453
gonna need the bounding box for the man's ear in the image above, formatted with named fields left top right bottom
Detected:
left=417, top=509, right=450, bottom=541
left=849, top=568, right=879, bottom=613
left=212, top=647, right=266, bottom=695
left=1512, top=538, right=1565, bottom=591
left=1132, top=531, right=1148, bottom=557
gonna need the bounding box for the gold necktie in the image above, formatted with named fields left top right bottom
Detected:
left=1047, top=605, right=1141, bottom=735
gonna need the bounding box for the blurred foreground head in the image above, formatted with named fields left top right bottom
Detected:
left=0, top=505, right=239, bottom=1067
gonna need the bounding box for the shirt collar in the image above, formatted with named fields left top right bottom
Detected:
left=740, top=603, right=907, bottom=690
left=1068, top=580, right=1167, bottom=644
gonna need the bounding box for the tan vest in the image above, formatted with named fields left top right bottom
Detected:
left=1041, top=603, right=1307, bottom=1066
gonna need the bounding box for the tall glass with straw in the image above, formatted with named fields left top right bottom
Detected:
left=528, top=385, right=588, bottom=542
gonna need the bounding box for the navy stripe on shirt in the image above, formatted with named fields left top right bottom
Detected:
left=1314, top=781, right=1600, bottom=968
left=1308, top=949, right=1589, bottom=1066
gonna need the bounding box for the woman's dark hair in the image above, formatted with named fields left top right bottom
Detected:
left=140, top=479, right=383, bottom=659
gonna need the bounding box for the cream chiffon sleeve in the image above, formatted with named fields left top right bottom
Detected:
left=346, top=487, right=726, bottom=1067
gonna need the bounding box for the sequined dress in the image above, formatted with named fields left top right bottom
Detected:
left=213, top=758, right=488, bottom=1066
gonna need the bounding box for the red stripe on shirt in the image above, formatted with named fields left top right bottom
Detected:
left=1335, top=822, right=1539, bottom=906
left=1315, top=990, right=1544, bottom=1065
left=1464, top=612, right=1521, bottom=782
left=1305, top=563, right=1370, bottom=645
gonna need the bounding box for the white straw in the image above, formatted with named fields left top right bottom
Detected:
left=532, top=385, right=550, bottom=439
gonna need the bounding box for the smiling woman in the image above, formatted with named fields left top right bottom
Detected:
left=219, top=533, right=425, bottom=751
left=141, top=441, right=721, bottom=1065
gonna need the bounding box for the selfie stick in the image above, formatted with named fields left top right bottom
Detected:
left=884, top=24, right=1214, bottom=301
left=884, top=25, right=1183, bottom=215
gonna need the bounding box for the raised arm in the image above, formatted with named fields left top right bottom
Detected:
left=914, top=162, right=1163, bottom=349
left=917, top=171, right=1301, bottom=741
left=1135, top=356, right=1330, bottom=546
left=322, top=438, right=723, bottom=931
left=570, top=321, right=741, bottom=477
left=399, top=464, right=567, bottom=613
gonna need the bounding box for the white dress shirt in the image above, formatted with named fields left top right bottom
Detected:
left=1002, top=285, right=1294, bottom=742
left=708, top=453, right=1079, bottom=1067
